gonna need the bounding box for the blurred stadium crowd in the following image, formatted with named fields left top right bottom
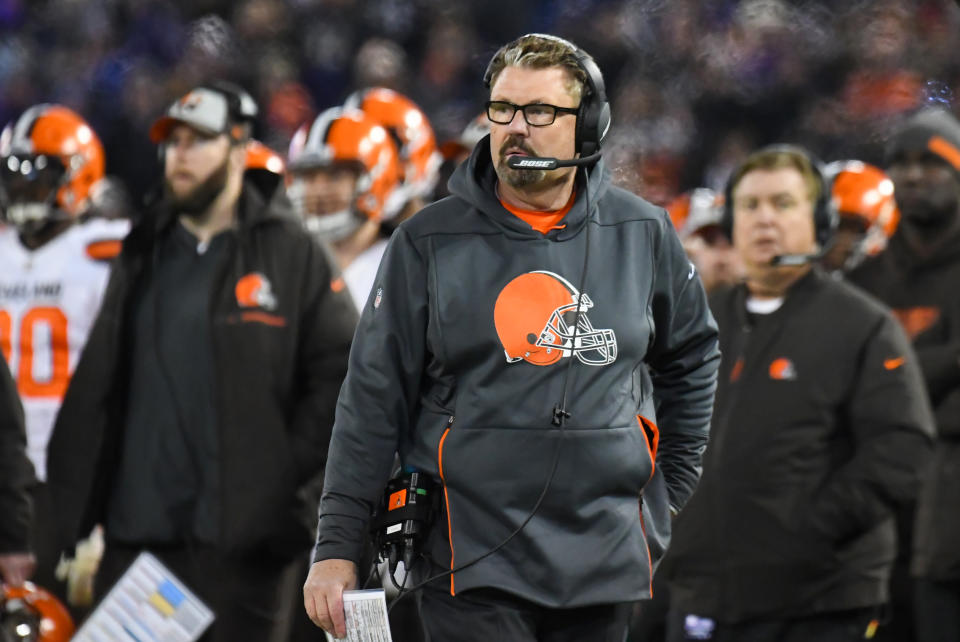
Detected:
left=3, top=0, right=960, bottom=641
left=1, top=0, right=957, bottom=207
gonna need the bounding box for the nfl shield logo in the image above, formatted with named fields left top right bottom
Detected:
left=374, top=287, right=383, bottom=309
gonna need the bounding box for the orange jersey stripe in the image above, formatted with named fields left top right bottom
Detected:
left=239, top=311, right=287, bottom=327
left=85, top=239, right=123, bottom=261
left=884, top=356, right=905, bottom=370
left=929, top=136, right=960, bottom=172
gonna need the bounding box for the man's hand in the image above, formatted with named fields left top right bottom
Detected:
left=0, top=552, right=36, bottom=586
left=303, top=558, right=358, bottom=639
left=55, top=524, right=105, bottom=607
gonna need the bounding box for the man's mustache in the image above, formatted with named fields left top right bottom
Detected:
left=499, top=137, right=537, bottom=158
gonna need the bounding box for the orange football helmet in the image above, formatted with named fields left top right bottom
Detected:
left=1, top=582, right=74, bottom=642
left=287, top=107, right=401, bottom=240
left=666, top=192, right=691, bottom=233
left=245, top=140, right=285, bottom=175
left=0, top=104, right=105, bottom=230
left=825, top=160, right=900, bottom=256
left=494, top=270, right=617, bottom=367
left=439, top=113, right=490, bottom=161
left=245, top=140, right=285, bottom=196
left=344, top=88, right=441, bottom=215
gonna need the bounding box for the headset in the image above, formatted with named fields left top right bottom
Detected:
left=721, top=144, right=837, bottom=264
left=203, top=80, right=259, bottom=142
left=382, top=36, right=607, bottom=612
left=483, top=33, right=611, bottom=166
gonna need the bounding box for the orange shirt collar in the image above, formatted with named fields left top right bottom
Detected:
left=498, top=187, right=576, bottom=235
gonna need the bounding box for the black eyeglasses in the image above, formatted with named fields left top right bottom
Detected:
left=485, top=101, right=579, bottom=127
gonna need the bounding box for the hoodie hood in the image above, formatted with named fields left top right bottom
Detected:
left=447, top=134, right=611, bottom=241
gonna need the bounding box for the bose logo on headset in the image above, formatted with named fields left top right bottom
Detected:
left=483, top=33, right=611, bottom=161
left=510, top=158, right=559, bottom=169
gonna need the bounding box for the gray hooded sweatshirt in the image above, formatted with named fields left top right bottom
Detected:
left=315, top=138, right=720, bottom=607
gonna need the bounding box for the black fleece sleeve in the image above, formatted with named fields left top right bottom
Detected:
left=913, top=342, right=960, bottom=412
left=646, top=214, right=721, bottom=513
left=314, top=227, right=429, bottom=564
left=0, top=357, right=34, bottom=554
left=808, top=315, right=935, bottom=542
left=288, top=238, right=358, bottom=487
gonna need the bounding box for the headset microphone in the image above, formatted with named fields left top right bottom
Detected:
left=770, top=241, right=834, bottom=266
left=770, top=252, right=819, bottom=266
left=507, top=152, right=601, bottom=170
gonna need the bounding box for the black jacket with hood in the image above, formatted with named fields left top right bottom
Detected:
left=315, top=139, right=720, bottom=607
left=849, top=227, right=960, bottom=580
left=666, top=268, right=934, bottom=622
left=46, top=183, right=357, bottom=561
left=0, top=356, right=32, bottom=555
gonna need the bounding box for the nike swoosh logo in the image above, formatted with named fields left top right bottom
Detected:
left=687, top=263, right=696, bottom=280
left=884, top=357, right=905, bottom=370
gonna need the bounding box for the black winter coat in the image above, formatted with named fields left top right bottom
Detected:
left=850, top=229, right=960, bottom=580
left=666, top=268, right=934, bottom=622
left=0, top=356, right=32, bottom=554
left=47, top=184, right=357, bottom=561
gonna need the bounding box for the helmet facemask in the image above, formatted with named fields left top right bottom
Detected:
left=0, top=153, right=73, bottom=236
left=288, top=161, right=369, bottom=243
left=539, top=293, right=618, bottom=366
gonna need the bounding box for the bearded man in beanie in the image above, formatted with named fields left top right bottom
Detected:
left=849, top=108, right=960, bottom=642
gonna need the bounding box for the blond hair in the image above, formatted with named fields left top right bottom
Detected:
left=485, top=34, right=587, bottom=102
left=730, top=148, right=822, bottom=204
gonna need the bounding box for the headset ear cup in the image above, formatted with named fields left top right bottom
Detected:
left=721, top=179, right=735, bottom=242
left=808, top=156, right=835, bottom=248
left=577, top=100, right=609, bottom=157
left=574, top=52, right=608, bottom=158
left=815, top=190, right=838, bottom=248
left=575, top=103, right=589, bottom=157
left=596, top=102, right=611, bottom=149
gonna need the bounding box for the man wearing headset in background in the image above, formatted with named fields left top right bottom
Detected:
left=663, top=146, right=934, bottom=641
left=46, top=82, right=357, bottom=641
left=304, top=33, right=720, bottom=641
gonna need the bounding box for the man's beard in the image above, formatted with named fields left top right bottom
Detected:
left=165, top=156, right=230, bottom=218
left=899, top=195, right=959, bottom=231
left=496, top=136, right=549, bottom=189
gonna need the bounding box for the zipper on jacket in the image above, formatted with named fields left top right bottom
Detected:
left=436, top=415, right=456, bottom=595
left=207, top=235, right=236, bottom=550
left=638, top=505, right=654, bottom=597
left=714, top=310, right=753, bottom=613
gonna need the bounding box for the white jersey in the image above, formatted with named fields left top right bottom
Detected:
left=0, top=218, right=129, bottom=481
left=343, top=238, right=389, bottom=312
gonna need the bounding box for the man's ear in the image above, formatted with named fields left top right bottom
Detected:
left=230, top=141, right=248, bottom=174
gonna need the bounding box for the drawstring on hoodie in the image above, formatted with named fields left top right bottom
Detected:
left=553, top=169, right=593, bottom=427
left=388, top=164, right=599, bottom=614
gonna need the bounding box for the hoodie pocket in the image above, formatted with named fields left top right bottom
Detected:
left=437, top=423, right=653, bottom=595
left=637, top=415, right=659, bottom=476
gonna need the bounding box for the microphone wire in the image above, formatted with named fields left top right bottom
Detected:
left=386, top=163, right=597, bottom=612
